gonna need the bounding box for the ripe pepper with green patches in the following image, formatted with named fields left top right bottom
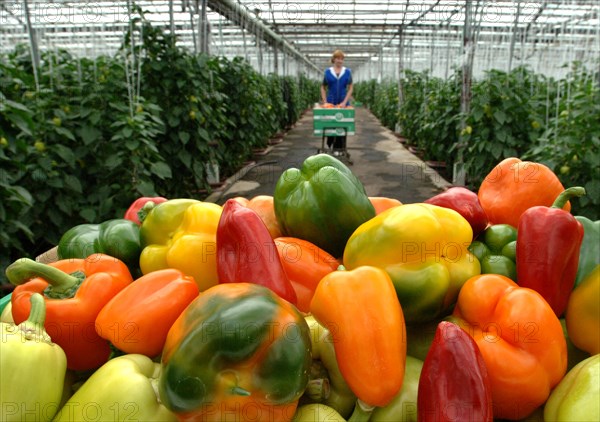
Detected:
left=343, top=203, right=480, bottom=323
left=159, top=283, right=312, bottom=422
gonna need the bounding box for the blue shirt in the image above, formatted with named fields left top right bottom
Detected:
left=322, top=67, right=353, bottom=105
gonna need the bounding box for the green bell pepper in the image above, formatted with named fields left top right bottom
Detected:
left=370, top=356, right=423, bottom=422
left=274, top=154, right=375, bottom=258
left=57, top=218, right=141, bottom=270
left=1, top=294, right=66, bottom=422
left=574, top=216, right=600, bottom=287
left=159, top=283, right=312, bottom=421
left=53, top=354, right=176, bottom=421
left=543, top=353, right=599, bottom=421
left=469, top=223, right=517, bottom=281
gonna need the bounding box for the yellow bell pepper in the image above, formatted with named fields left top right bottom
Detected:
left=343, top=203, right=480, bottom=322
left=139, top=199, right=222, bottom=291
left=565, top=264, right=600, bottom=355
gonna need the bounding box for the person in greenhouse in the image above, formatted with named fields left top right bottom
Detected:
left=320, top=49, right=353, bottom=152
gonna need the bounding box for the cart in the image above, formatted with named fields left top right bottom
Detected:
left=313, top=106, right=355, bottom=165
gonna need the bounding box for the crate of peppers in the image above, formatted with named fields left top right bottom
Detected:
left=1, top=154, right=598, bottom=422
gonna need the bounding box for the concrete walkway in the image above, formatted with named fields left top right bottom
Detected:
left=208, top=106, right=452, bottom=205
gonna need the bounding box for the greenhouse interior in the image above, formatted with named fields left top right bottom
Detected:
left=1, top=1, right=600, bottom=421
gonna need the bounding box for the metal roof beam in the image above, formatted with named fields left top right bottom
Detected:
left=206, top=0, right=319, bottom=71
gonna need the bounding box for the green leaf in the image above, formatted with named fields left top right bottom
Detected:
left=8, top=185, right=33, bottom=205
left=493, top=110, right=507, bottom=125
left=64, top=175, right=83, bottom=193
left=584, top=179, right=600, bottom=199
left=52, top=144, right=76, bottom=166
left=168, top=115, right=180, bottom=127
left=11, top=220, right=34, bottom=240
left=150, top=162, right=172, bottom=179
left=55, top=127, right=76, bottom=141
left=105, top=154, right=123, bottom=169
left=47, top=177, right=64, bottom=188
left=179, top=131, right=190, bottom=145
left=136, top=180, right=156, bottom=196
left=79, top=208, right=96, bottom=222
left=7, top=112, right=34, bottom=136
left=4, top=99, right=32, bottom=113
left=125, top=139, right=140, bottom=151
left=80, top=126, right=102, bottom=145
left=198, top=127, right=210, bottom=142
left=491, top=143, right=503, bottom=159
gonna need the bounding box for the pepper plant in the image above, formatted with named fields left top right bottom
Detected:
left=525, top=62, right=600, bottom=219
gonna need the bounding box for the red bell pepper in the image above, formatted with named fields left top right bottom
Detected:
left=425, top=187, right=489, bottom=238
left=7, top=255, right=133, bottom=370
left=124, top=196, right=167, bottom=225
left=418, top=321, right=493, bottom=422
left=216, top=199, right=297, bottom=304
left=516, top=187, right=585, bottom=317
left=95, top=268, right=199, bottom=357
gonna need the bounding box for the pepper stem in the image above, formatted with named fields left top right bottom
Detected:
left=347, top=399, right=375, bottom=422
left=6, top=258, right=84, bottom=299
left=552, top=187, right=586, bottom=210
left=305, top=378, right=331, bottom=401
left=18, top=293, right=52, bottom=343
left=137, top=201, right=157, bottom=224
left=230, top=386, right=251, bottom=396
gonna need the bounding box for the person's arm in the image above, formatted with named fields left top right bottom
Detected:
left=320, top=84, right=328, bottom=103
left=341, top=83, right=353, bottom=107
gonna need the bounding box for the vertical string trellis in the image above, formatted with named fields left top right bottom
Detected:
left=123, top=0, right=143, bottom=119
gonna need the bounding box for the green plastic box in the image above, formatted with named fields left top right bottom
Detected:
left=313, top=108, right=355, bottom=137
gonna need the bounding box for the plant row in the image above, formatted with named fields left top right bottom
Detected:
left=0, top=16, right=319, bottom=273
left=354, top=64, right=600, bottom=220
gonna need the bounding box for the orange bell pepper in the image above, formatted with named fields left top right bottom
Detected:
left=233, top=195, right=283, bottom=239
left=310, top=266, right=406, bottom=412
left=7, top=255, right=133, bottom=371
left=274, top=237, right=339, bottom=313
left=449, top=274, right=567, bottom=420
left=368, top=196, right=402, bottom=215
left=478, top=157, right=569, bottom=228
left=95, top=269, right=199, bottom=357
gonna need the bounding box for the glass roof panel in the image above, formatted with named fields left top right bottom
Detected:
left=1, top=0, right=598, bottom=79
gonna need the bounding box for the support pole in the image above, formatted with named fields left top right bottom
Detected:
left=23, top=0, right=40, bottom=91
left=507, top=0, right=522, bottom=72
left=169, top=0, right=175, bottom=41
left=396, top=26, right=405, bottom=135
left=454, top=0, right=477, bottom=186
left=199, top=0, right=209, bottom=54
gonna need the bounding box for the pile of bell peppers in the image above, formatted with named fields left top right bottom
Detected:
left=1, top=156, right=599, bottom=422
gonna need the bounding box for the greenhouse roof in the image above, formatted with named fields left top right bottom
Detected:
left=1, top=0, right=599, bottom=78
